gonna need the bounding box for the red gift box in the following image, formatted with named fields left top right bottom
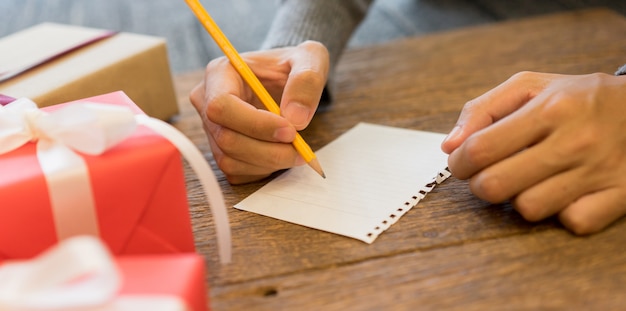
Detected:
left=117, top=254, right=208, bottom=311
left=0, top=91, right=230, bottom=262
left=0, top=236, right=209, bottom=311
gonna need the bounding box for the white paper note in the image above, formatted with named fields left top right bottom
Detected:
left=234, top=122, right=451, bottom=243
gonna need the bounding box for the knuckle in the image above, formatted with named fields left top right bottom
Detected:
left=544, top=127, right=598, bottom=170
left=462, top=98, right=480, bottom=113
left=561, top=128, right=597, bottom=155
left=296, top=40, right=330, bottom=78
left=462, top=136, right=492, bottom=168
left=300, top=40, right=329, bottom=55
left=509, top=71, right=539, bottom=83
left=586, top=72, right=610, bottom=83
left=559, top=212, right=600, bottom=235
left=206, top=56, right=229, bottom=69
left=225, top=175, right=247, bottom=185
left=602, top=147, right=626, bottom=172
left=507, top=71, right=547, bottom=100
left=470, top=172, right=508, bottom=203
left=214, top=156, right=239, bottom=179
left=265, top=147, right=295, bottom=169
left=210, top=126, right=237, bottom=154
left=213, top=153, right=230, bottom=173
left=204, top=94, right=229, bottom=123
left=291, top=66, right=327, bottom=88
left=189, top=91, right=203, bottom=113
left=535, top=91, right=576, bottom=123
left=512, top=194, right=545, bottom=222
left=224, top=175, right=240, bottom=184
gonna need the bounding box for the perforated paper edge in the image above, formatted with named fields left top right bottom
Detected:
left=364, top=167, right=452, bottom=243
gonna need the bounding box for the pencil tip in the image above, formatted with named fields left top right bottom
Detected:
left=307, top=158, right=326, bottom=179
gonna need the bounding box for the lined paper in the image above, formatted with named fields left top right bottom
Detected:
left=234, top=122, right=450, bottom=243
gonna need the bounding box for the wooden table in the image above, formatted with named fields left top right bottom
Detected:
left=172, top=9, right=626, bottom=310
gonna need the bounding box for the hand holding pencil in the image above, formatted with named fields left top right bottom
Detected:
left=185, top=0, right=329, bottom=184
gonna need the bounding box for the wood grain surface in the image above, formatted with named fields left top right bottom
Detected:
left=171, top=9, right=626, bottom=311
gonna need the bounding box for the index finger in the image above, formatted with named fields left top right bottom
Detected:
left=441, top=71, right=555, bottom=154
left=200, top=56, right=296, bottom=143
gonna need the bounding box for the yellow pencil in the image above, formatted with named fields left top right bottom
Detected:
left=184, top=0, right=326, bottom=178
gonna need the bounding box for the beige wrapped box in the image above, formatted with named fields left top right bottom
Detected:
left=0, top=23, right=178, bottom=120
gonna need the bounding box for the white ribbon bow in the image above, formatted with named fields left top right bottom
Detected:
left=0, top=236, right=189, bottom=310
left=0, top=98, right=136, bottom=155
left=0, top=98, right=231, bottom=264
left=0, top=99, right=139, bottom=241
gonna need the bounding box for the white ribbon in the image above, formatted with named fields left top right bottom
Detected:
left=0, top=98, right=231, bottom=264
left=135, top=115, right=232, bottom=264
left=0, top=98, right=138, bottom=240
left=0, top=98, right=136, bottom=156
left=0, top=236, right=189, bottom=311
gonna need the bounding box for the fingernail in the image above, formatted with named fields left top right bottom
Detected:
left=283, top=102, right=311, bottom=128
left=273, top=126, right=295, bottom=143
left=443, top=126, right=461, bottom=144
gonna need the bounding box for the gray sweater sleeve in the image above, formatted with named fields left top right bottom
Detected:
left=261, top=0, right=374, bottom=79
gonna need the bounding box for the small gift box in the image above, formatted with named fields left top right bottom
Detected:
left=0, top=236, right=209, bottom=311
left=0, top=22, right=178, bottom=120
left=0, top=91, right=231, bottom=263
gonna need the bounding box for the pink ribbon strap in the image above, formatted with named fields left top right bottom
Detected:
left=0, top=94, right=15, bottom=106
left=0, top=236, right=189, bottom=310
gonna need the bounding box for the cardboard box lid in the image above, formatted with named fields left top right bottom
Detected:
left=0, top=23, right=115, bottom=81
left=0, top=23, right=179, bottom=120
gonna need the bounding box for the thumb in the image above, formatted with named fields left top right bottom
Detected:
left=280, top=41, right=329, bottom=130
left=441, top=71, right=552, bottom=154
